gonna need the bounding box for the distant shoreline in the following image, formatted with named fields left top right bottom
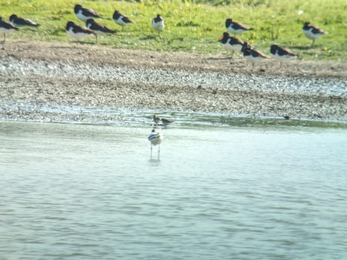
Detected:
left=0, top=41, right=346, bottom=122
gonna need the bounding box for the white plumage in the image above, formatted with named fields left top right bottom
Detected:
left=148, top=129, right=163, bottom=160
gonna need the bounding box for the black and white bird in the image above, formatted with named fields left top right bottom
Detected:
left=153, top=115, right=162, bottom=125
left=217, top=32, right=244, bottom=58
left=86, top=18, right=116, bottom=44
left=152, top=14, right=164, bottom=34
left=270, top=44, right=298, bottom=68
left=148, top=129, right=163, bottom=160
left=113, top=10, right=134, bottom=31
left=9, top=14, right=39, bottom=27
left=0, top=17, right=19, bottom=43
left=66, top=21, right=96, bottom=44
left=302, top=22, right=327, bottom=47
left=241, top=42, right=270, bottom=71
left=74, top=4, right=102, bottom=22
left=161, top=118, right=174, bottom=126
left=225, top=18, right=253, bottom=36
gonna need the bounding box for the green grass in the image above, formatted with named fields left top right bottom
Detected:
left=1, top=0, right=346, bottom=61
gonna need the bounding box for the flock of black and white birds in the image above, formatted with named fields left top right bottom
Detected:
left=218, top=18, right=328, bottom=70
left=1, top=4, right=328, bottom=68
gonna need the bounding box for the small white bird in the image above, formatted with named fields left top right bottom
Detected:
left=148, top=129, right=163, bottom=159
left=152, top=14, right=164, bottom=34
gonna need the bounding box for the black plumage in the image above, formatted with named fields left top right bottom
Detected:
left=0, top=16, right=19, bottom=43
left=74, top=4, right=102, bottom=22
left=9, top=14, right=39, bottom=27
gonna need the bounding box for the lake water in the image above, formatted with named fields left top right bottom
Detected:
left=1, top=113, right=347, bottom=260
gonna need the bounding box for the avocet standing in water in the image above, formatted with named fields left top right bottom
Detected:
left=148, top=129, right=163, bottom=160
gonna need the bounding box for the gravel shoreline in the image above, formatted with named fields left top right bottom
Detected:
left=0, top=41, right=346, bottom=122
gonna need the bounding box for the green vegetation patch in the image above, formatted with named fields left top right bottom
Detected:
left=1, top=0, right=346, bottom=61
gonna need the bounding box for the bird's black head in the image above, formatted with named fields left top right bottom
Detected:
left=241, top=41, right=248, bottom=52
left=74, top=4, right=82, bottom=12
left=270, top=44, right=278, bottom=54
left=303, top=21, right=311, bottom=29
left=86, top=18, right=95, bottom=25
left=113, top=10, right=120, bottom=19
left=66, top=21, right=75, bottom=29
left=9, top=14, right=18, bottom=20
left=225, top=18, right=232, bottom=27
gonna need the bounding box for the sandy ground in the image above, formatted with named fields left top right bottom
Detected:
left=1, top=40, right=347, bottom=78
left=0, top=40, right=346, bottom=122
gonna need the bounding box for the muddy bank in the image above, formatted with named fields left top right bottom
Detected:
left=0, top=41, right=346, bottom=122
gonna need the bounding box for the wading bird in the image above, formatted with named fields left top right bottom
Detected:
left=153, top=115, right=162, bottom=125
left=113, top=10, right=134, bottom=31
left=74, top=4, right=102, bottom=22
left=217, top=32, right=244, bottom=58
left=148, top=129, right=163, bottom=160
left=66, top=21, right=96, bottom=44
left=86, top=18, right=116, bottom=44
left=9, top=14, right=39, bottom=27
left=152, top=14, right=164, bottom=35
left=241, top=42, right=270, bottom=71
left=270, top=44, right=298, bottom=68
left=302, top=22, right=327, bottom=47
left=225, top=18, right=253, bottom=36
left=0, top=17, right=19, bottom=43
left=161, top=118, right=174, bottom=126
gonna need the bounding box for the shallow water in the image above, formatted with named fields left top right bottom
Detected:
left=1, top=115, right=347, bottom=260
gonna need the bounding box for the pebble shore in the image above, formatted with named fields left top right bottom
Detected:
left=0, top=41, right=346, bottom=123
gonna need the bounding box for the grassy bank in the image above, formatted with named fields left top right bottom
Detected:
left=1, top=0, right=346, bottom=61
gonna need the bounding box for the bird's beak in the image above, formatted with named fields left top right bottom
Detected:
left=216, top=35, right=223, bottom=41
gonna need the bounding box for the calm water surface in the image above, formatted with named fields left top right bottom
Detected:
left=0, top=115, right=346, bottom=260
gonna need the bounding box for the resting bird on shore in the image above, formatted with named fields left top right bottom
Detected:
left=152, top=14, right=164, bottom=34
left=148, top=129, right=163, bottom=160
left=302, top=22, right=327, bottom=47
left=270, top=44, right=298, bottom=68
left=0, top=17, right=19, bottom=43
left=9, top=14, right=39, bottom=27
left=74, top=4, right=102, bottom=22
left=225, top=18, right=253, bottom=36
left=241, top=42, right=270, bottom=71
left=113, top=10, right=134, bottom=31
left=217, top=32, right=244, bottom=58
left=86, top=19, right=116, bottom=44
left=66, top=21, right=96, bottom=44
